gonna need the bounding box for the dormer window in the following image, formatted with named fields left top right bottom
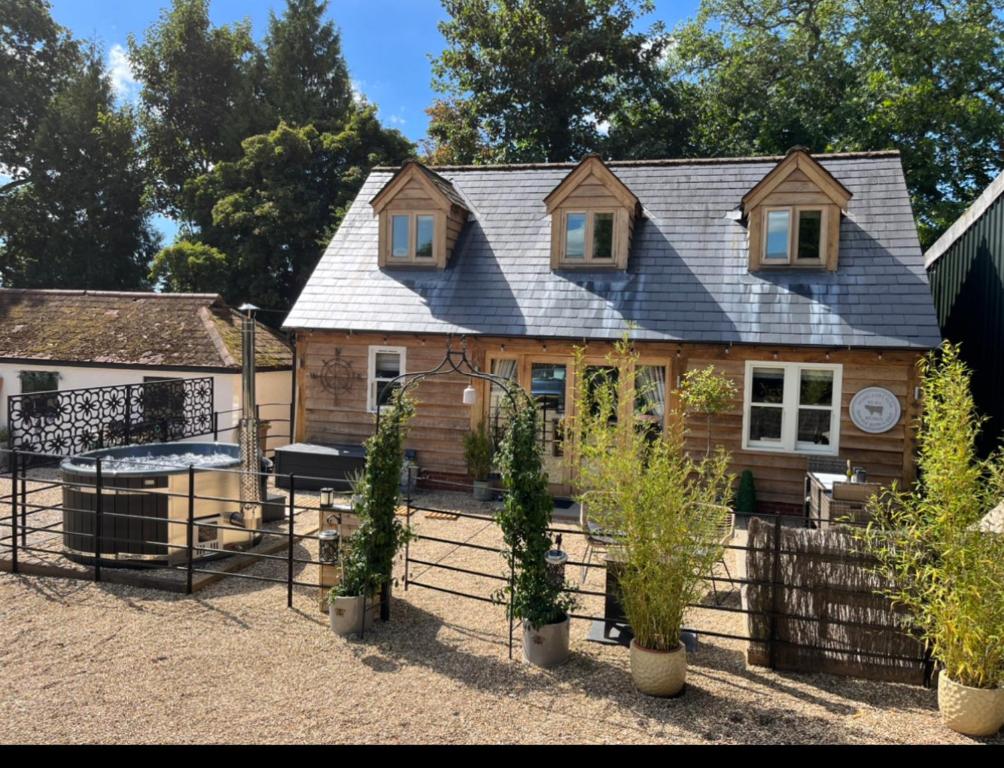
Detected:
left=370, top=160, right=469, bottom=270
left=563, top=211, right=615, bottom=262
left=389, top=213, right=436, bottom=261
left=545, top=156, right=639, bottom=271
left=742, top=148, right=851, bottom=272
left=762, top=206, right=826, bottom=265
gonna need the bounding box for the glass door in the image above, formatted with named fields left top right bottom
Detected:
left=530, top=362, right=568, bottom=484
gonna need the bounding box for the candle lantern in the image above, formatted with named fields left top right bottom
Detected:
left=319, top=529, right=340, bottom=564
left=545, top=535, right=568, bottom=592
left=462, top=383, right=476, bottom=405
left=320, top=487, right=335, bottom=509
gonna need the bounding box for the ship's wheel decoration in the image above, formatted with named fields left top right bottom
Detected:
left=314, top=350, right=359, bottom=404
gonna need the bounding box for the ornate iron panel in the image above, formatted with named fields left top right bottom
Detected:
left=6, top=377, right=215, bottom=455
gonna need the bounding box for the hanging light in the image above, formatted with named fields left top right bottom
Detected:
left=462, top=382, right=477, bottom=406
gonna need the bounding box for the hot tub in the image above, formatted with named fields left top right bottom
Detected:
left=60, top=443, right=267, bottom=566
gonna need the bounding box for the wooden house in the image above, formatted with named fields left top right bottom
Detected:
left=284, top=149, right=941, bottom=513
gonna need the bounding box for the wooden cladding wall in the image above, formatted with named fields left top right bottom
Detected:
left=295, top=331, right=922, bottom=508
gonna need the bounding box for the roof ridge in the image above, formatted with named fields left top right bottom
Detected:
left=198, top=305, right=239, bottom=368
left=0, top=288, right=224, bottom=301
left=372, top=150, right=902, bottom=173
left=924, top=168, right=1004, bottom=269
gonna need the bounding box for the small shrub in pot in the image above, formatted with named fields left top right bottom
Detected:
left=463, top=422, right=494, bottom=501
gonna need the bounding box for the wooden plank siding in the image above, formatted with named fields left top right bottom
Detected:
left=294, top=331, right=921, bottom=510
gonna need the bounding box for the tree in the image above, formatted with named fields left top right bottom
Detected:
left=676, top=0, right=1004, bottom=246
left=430, top=0, right=675, bottom=163
left=156, top=109, right=413, bottom=312
left=0, top=0, right=80, bottom=192
left=263, top=0, right=353, bottom=130
left=128, top=0, right=271, bottom=218
left=0, top=48, right=157, bottom=289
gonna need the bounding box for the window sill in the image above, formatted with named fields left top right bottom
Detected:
left=742, top=443, right=838, bottom=457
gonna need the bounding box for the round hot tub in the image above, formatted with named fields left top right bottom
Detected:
left=60, top=443, right=267, bottom=567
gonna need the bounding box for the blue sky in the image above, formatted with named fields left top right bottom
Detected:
left=47, top=0, right=702, bottom=242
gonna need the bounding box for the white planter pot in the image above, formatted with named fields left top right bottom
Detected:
left=630, top=640, right=687, bottom=697
left=938, top=673, right=1004, bottom=737
left=522, top=616, right=570, bottom=668
left=472, top=480, right=493, bottom=501
left=329, top=594, right=377, bottom=637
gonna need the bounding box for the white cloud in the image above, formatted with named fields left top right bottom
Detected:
left=387, top=114, right=406, bottom=126
left=350, top=79, right=366, bottom=104
left=108, top=44, right=139, bottom=103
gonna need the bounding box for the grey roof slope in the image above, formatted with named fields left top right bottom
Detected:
left=285, top=153, right=941, bottom=349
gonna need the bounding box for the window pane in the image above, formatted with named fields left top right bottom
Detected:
left=391, top=215, right=409, bottom=258
left=797, top=408, right=831, bottom=445
left=797, top=210, right=822, bottom=260
left=20, top=372, right=58, bottom=393
left=592, top=213, right=614, bottom=259
left=564, top=213, right=586, bottom=259
left=374, top=352, right=401, bottom=379
left=376, top=381, right=400, bottom=408
left=764, top=209, right=791, bottom=261
left=750, top=406, right=783, bottom=441
left=799, top=369, right=833, bottom=406
left=532, top=363, right=566, bottom=457
left=415, top=215, right=434, bottom=258
left=635, top=365, right=666, bottom=436
left=585, top=365, right=618, bottom=423
left=751, top=367, right=785, bottom=404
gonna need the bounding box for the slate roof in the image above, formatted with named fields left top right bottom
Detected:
left=0, top=290, right=292, bottom=370
left=285, top=152, right=942, bottom=349
left=924, top=168, right=1004, bottom=268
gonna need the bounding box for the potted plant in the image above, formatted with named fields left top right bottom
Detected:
left=495, top=392, right=576, bottom=667
left=329, top=394, right=415, bottom=637
left=570, top=340, right=734, bottom=696
left=863, top=344, right=1004, bottom=736
left=464, top=422, right=494, bottom=501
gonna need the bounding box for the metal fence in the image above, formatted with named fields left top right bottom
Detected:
left=0, top=450, right=932, bottom=686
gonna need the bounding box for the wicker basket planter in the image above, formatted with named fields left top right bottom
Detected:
left=630, top=640, right=687, bottom=697
left=937, top=673, right=1004, bottom=737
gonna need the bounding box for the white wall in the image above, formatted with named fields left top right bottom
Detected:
left=0, top=362, right=291, bottom=452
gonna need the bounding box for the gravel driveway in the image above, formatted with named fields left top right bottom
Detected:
left=0, top=477, right=999, bottom=745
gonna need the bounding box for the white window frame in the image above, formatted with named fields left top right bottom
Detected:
left=367, top=345, right=407, bottom=413
left=741, top=360, right=842, bottom=455
left=761, top=206, right=826, bottom=266
left=561, top=210, right=617, bottom=264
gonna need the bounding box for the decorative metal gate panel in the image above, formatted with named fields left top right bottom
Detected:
left=6, top=377, right=215, bottom=455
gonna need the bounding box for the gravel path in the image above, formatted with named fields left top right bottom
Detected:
left=0, top=476, right=999, bottom=745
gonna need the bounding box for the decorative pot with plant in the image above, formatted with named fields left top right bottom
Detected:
left=329, top=394, right=415, bottom=637
left=570, top=340, right=734, bottom=697
left=863, top=344, right=1004, bottom=736
left=495, top=392, right=576, bottom=667
left=464, top=422, right=494, bottom=501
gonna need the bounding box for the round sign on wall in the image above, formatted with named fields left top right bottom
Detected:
left=849, top=387, right=902, bottom=434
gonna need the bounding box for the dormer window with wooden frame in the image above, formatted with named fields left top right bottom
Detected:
left=370, top=160, right=469, bottom=269
left=545, top=156, right=639, bottom=270
left=743, top=148, right=852, bottom=272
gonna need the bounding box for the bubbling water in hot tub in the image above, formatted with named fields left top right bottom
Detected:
left=62, top=451, right=240, bottom=474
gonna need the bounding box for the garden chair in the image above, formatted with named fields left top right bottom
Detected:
left=695, top=503, right=735, bottom=606
left=578, top=492, right=618, bottom=584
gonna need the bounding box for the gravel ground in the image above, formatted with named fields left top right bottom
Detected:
left=0, top=473, right=1000, bottom=745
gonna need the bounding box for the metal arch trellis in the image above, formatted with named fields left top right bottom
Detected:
left=373, top=334, right=527, bottom=656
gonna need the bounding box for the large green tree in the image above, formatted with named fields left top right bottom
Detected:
left=0, top=0, right=79, bottom=193
left=676, top=0, right=1004, bottom=246
left=128, top=0, right=271, bottom=219
left=263, top=0, right=353, bottom=130
left=428, top=0, right=679, bottom=163
left=0, top=48, right=158, bottom=289
left=154, top=109, right=413, bottom=312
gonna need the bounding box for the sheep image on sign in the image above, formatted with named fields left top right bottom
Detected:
left=849, top=387, right=902, bottom=434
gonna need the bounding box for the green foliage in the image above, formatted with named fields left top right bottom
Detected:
left=570, top=338, right=734, bottom=651
left=430, top=0, right=680, bottom=163
left=149, top=240, right=229, bottom=293
left=463, top=422, right=493, bottom=481
left=128, top=0, right=271, bottom=219
left=675, top=0, right=1004, bottom=247
left=0, top=47, right=157, bottom=289
left=335, top=393, right=415, bottom=598
left=735, top=469, right=756, bottom=515
left=0, top=0, right=80, bottom=182
left=263, top=0, right=352, bottom=131
left=163, top=114, right=412, bottom=312
left=678, top=363, right=737, bottom=455
left=494, top=391, right=576, bottom=628
left=862, top=343, right=1004, bottom=688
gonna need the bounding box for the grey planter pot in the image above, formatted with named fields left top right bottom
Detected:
left=472, top=480, right=494, bottom=501
left=522, top=616, right=571, bottom=668
left=329, top=594, right=377, bottom=637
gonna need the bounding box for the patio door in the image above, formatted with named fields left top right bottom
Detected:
left=529, top=361, right=569, bottom=485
